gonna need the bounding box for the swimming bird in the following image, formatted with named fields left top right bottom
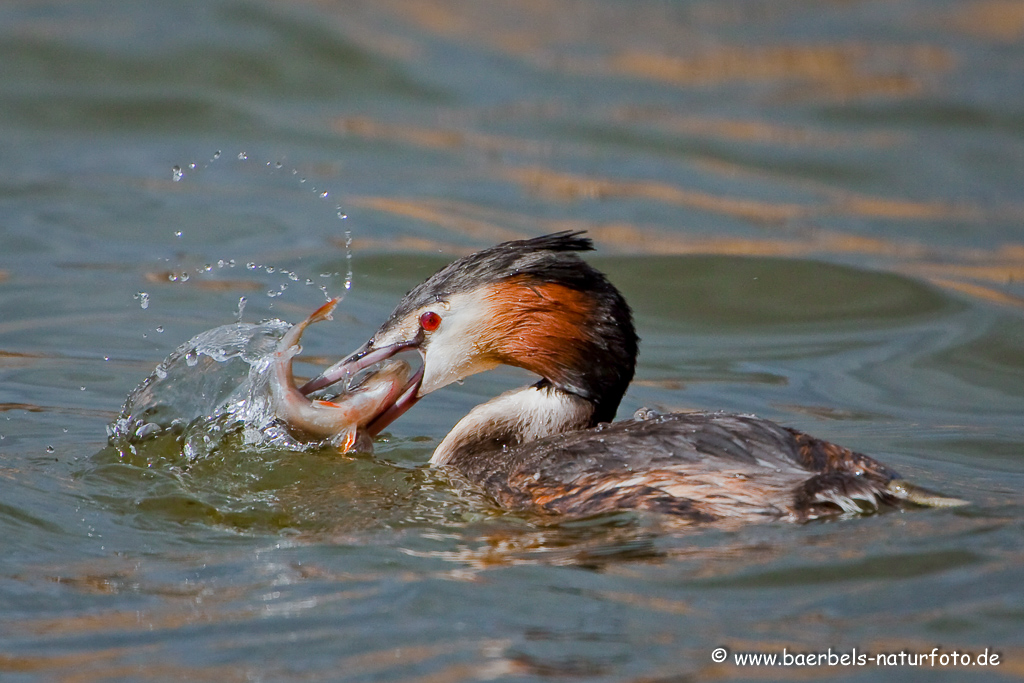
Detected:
left=301, top=233, right=965, bottom=523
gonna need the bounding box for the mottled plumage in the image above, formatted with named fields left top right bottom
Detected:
left=444, top=410, right=925, bottom=522
left=304, top=233, right=966, bottom=522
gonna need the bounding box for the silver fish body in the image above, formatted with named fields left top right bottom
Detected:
left=270, top=298, right=411, bottom=451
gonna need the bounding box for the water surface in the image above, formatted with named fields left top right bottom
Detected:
left=1, top=1, right=1023, bottom=681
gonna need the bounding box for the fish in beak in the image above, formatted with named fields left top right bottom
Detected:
left=297, top=232, right=628, bottom=435
left=297, top=335, right=425, bottom=437
left=272, top=298, right=413, bottom=450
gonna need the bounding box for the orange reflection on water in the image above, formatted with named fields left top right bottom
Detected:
left=605, top=43, right=951, bottom=96
left=503, top=166, right=806, bottom=224
left=951, top=0, right=1024, bottom=41
left=355, top=1, right=952, bottom=101
left=347, top=197, right=525, bottom=244
left=345, top=195, right=1024, bottom=309
left=334, top=116, right=548, bottom=157
left=610, top=109, right=900, bottom=149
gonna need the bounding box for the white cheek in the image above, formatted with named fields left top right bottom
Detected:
left=419, top=332, right=499, bottom=394
left=418, top=295, right=497, bottom=394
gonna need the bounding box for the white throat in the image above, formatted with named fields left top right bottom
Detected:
left=430, top=384, right=595, bottom=466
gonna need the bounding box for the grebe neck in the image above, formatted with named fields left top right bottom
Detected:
left=430, top=381, right=595, bottom=467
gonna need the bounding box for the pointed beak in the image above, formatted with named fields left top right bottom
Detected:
left=299, top=336, right=424, bottom=436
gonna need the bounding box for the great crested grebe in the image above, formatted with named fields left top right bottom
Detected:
left=301, top=232, right=965, bottom=522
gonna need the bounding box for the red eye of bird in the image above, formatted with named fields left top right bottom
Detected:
left=419, top=310, right=442, bottom=331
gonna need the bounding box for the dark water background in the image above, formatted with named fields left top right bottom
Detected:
left=1, top=1, right=1023, bottom=681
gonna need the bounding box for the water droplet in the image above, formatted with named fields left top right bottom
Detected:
left=174, top=230, right=183, bottom=238
left=217, top=259, right=226, bottom=268
left=343, top=229, right=354, bottom=292
left=156, top=326, right=164, bottom=333
left=171, top=165, right=183, bottom=182
left=179, top=272, right=189, bottom=282
left=337, top=212, right=348, bottom=220
left=265, top=266, right=275, bottom=274
left=134, top=292, right=150, bottom=309
left=299, top=177, right=306, bottom=183
left=305, top=278, right=313, bottom=285
left=213, top=150, right=222, bottom=159
left=320, top=191, right=329, bottom=199
left=103, top=356, right=110, bottom=361
left=238, top=152, right=248, bottom=160
left=189, top=162, right=197, bottom=170
left=287, top=272, right=298, bottom=281
left=246, top=262, right=258, bottom=270
left=185, top=349, right=199, bottom=366
left=275, top=161, right=283, bottom=169
left=235, top=296, right=247, bottom=321
left=79, top=386, right=85, bottom=391
left=46, top=445, right=55, bottom=453
left=227, top=259, right=236, bottom=267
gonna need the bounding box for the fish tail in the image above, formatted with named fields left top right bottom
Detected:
left=277, top=298, right=342, bottom=358
left=335, top=425, right=358, bottom=453
left=308, top=298, right=341, bottom=325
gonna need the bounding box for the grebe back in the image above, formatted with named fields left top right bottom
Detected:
left=302, top=233, right=965, bottom=522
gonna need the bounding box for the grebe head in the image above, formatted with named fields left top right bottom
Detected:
left=301, top=232, right=638, bottom=434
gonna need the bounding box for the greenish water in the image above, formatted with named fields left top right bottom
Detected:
left=1, top=1, right=1023, bottom=681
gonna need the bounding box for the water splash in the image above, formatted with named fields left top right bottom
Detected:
left=167, top=149, right=356, bottom=308
left=106, top=319, right=306, bottom=460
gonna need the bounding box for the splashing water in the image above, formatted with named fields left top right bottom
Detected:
left=168, top=151, right=355, bottom=307
left=106, top=319, right=317, bottom=460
